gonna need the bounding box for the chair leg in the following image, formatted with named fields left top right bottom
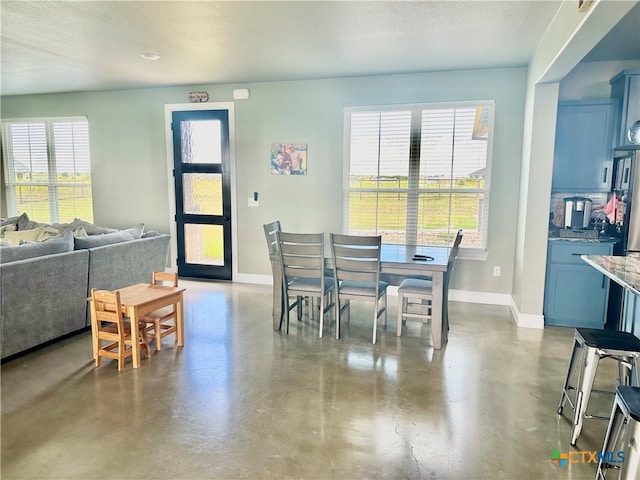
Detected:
left=118, top=345, right=125, bottom=371
left=155, top=321, right=162, bottom=350
left=397, top=291, right=404, bottom=337
left=141, top=330, right=150, bottom=359
left=596, top=399, right=625, bottom=479
left=297, top=296, right=303, bottom=321
left=382, top=294, right=387, bottom=329
left=372, top=307, right=378, bottom=345
left=619, top=356, right=634, bottom=386
left=620, top=417, right=640, bottom=480
left=336, top=299, right=342, bottom=340
left=318, top=293, right=325, bottom=338
left=558, top=337, right=581, bottom=415
left=571, top=346, right=600, bottom=446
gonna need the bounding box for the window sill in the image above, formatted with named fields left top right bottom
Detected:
left=458, top=248, right=489, bottom=261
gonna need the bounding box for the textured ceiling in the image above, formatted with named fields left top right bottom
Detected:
left=0, top=1, right=635, bottom=97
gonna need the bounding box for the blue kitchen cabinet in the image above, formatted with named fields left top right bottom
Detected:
left=552, top=99, right=615, bottom=192
left=622, top=290, right=640, bottom=336
left=544, top=240, right=614, bottom=328
left=610, top=70, right=640, bottom=149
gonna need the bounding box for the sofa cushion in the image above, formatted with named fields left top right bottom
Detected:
left=0, top=230, right=74, bottom=264
left=73, top=224, right=145, bottom=249
left=3, top=226, right=46, bottom=244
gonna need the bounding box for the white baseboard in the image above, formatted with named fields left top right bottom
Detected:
left=235, top=273, right=272, bottom=285
left=233, top=274, right=543, bottom=329
left=235, top=274, right=515, bottom=307
left=448, top=289, right=512, bottom=306
left=509, top=300, right=545, bottom=329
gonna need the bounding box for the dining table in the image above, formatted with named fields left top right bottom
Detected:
left=270, top=243, right=451, bottom=349
left=89, top=282, right=186, bottom=368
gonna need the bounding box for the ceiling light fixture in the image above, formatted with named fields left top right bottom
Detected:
left=140, top=52, right=160, bottom=61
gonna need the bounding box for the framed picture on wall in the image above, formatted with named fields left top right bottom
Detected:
left=270, top=143, right=307, bottom=175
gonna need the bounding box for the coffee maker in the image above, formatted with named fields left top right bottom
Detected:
left=564, top=197, right=592, bottom=229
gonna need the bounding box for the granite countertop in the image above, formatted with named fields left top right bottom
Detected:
left=548, top=226, right=620, bottom=243
left=581, top=254, right=640, bottom=296
left=548, top=236, right=619, bottom=243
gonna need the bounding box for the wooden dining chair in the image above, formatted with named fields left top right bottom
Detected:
left=90, top=288, right=150, bottom=371
left=396, top=230, right=463, bottom=338
left=263, top=220, right=282, bottom=262
left=140, top=271, right=179, bottom=351
left=277, top=231, right=335, bottom=337
left=330, top=233, right=388, bottom=344
left=264, top=221, right=316, bottom=322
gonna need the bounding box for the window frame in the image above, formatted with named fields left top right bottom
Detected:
left=1, top=116, right=94, bottom=224
left=343, top=100, right=494, bottom=259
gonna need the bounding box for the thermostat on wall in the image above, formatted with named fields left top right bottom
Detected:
left=188, top=92, right=209, bottom=103
left=233, top=88, right=250, bottom=100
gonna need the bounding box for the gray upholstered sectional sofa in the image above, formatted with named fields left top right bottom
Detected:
left=0, top=217, right=171, bottom=359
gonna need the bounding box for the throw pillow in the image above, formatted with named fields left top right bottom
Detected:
left=1, top=213, right=23, bottom=227
left=4, top=226, right=46, bottom=244
left=0, top=223, right=17, bottom=237
left=36, top=226, right=64, bottom=241
left=17, top=212, right=49, bottom=231
left=71, top=218, right=119, bottom=235
left=73, top=223, right=145, bottom=249
left=0, top=230, right=74, bottom=264
left=51, top=223, right=89, bottom=237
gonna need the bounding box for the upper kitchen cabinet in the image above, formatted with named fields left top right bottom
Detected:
left=552, top=99, right=615, bottom=192
left=610, top=70, right=640, bottom=149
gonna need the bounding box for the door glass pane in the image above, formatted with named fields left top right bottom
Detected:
left=185, top=224, right=224, bottom=265
left=183, top=173, right=222, bottom=215
left=180, top=120, right=221, bottom=164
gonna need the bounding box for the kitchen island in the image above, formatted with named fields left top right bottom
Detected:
left=581, top=254, right=640, bottom=337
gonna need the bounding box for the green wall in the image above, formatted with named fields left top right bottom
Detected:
left=1, top=67, right=527, bottom=294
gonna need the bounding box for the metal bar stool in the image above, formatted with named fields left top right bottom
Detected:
left=557, top=328, right=640, bottom=446
left=595, top=386, right=640, bottom=480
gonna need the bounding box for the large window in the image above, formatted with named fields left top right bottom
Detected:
left=1, top=117, right=93, bottom=223
left=344, top=102, right=493, bottom=249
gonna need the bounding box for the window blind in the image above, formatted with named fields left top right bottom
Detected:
left=345, top=103, right=492, bottom=248
left=2, top=117, right=94, bottom=224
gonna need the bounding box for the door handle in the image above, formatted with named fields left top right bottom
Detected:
left=603, top=167, right=608, bottom=183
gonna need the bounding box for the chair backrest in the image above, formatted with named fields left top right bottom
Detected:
left=152, top=271, right=178, bottom=287
left=330, top=233, right=382, bottom=284
left=263, top=221, right=282, bottom=256
left=445, top=229, right=463, bottom=288
left=90, top=288, right=125, bottom=334
left=277, top=231, right=325, bottom=283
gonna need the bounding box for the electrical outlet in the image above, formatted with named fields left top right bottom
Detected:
left=493, top=266, right=501, bottom=277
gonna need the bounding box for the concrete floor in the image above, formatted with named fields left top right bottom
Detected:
left=1, top=280, right=621, bottom=479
